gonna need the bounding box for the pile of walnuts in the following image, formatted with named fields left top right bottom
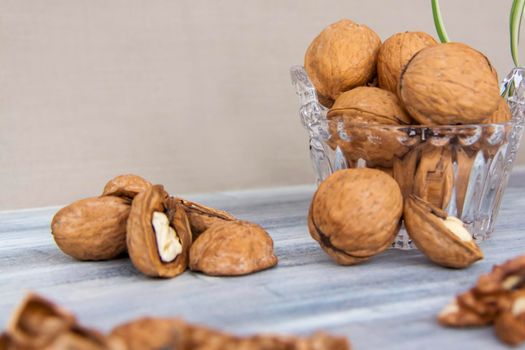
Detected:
left=303, top=19, right=514, bottom=270
left=51, top=174, right=278, bottom=278
left=0, top=293, right=350, bottom=350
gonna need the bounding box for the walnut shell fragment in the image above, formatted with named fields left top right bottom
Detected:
left=413, top=146, right=454, bottom=210
left=175, top=197, right=236, bottom=238
left=377, top=31, right=437, bottom=94
left=51, top=196, right=131, bottom=261
left=189, top=221, right=278, bottom=276
left=43, top=325, right=108, bottom=350
left=494, top=290, right=525, bottom=346
left=102, top=174, right=152, bottom=200
left=7, top=293, right=76, bottom=348
left=438, top=255, right=525, bottom=328
left=126, top=185, right=192, bottom=278
left=308, top=168, right=403, bottom=265
left=304, top=19, right=381, bottom=106
left=404, top=195, right=483, bottom=268
left=399, top=42, right=500, bottom=125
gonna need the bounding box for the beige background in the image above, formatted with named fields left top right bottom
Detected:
left=0, top=0, right=522, bottom=210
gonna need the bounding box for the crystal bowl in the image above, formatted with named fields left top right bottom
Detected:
left=291, top=65, right=525, bottom=249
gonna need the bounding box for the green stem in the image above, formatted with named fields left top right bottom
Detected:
left=510, top=0, right=525, bottom=67
left=432, top=0, right=450, bottom=43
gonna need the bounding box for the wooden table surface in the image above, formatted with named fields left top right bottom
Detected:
left=1, top=171, right=525, bottom=350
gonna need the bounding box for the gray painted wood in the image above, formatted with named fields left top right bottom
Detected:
left=1, top=174, right=525, bottom=350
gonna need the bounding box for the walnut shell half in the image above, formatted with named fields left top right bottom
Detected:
left=7, top=293, right=76, bottom=349
left=304, top=19, right=381, bottom=106
left=51, top=196, right=130, bottom=261
left=126, top=185, right=192, bottom=278
left=404, top=195, right=483, bottom=268
left=175, top=197, right=236, bottom=239
left=377, top=31, right=437, bottom=94
left=399, top=42, right=500, bottom=125
left=189, top=221, right=278, bottom=276
left=308, top=168, right=403, bottom=265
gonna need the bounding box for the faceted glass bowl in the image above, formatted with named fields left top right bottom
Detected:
left=291, top=65, right=525, bottom=249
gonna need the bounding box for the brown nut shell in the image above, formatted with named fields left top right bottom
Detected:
left=404, top=195, right=483, bottom=268
left=399, top=42, right=500, bottom=125
left=494, top=290, right=525, bottom=346
left=413, top=146, right=454, bottom=210
left=51, top=196, right=130, bottom=261
left=7, top=293, right=76, bottom=348
left=175, top=198, right=236, bottom=238
left=327, top=87, right=413, bottom=167
left=108, top=317, right=188, bottom=350
left=308, top=168, right=403, bottom=265
left=101, top=174, right=152, bottom=199
left=126, top=185, right=192, bottom=278
left=377, top=31, right=437, bottom=94
left=189, top=221, right=278, bottom=276
left=304, top=19, right=381, bottom=104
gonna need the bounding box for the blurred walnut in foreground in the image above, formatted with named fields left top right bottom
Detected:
left=0, top=293, right=351, bottom=350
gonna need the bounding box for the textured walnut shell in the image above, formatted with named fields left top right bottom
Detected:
left=126, top=185, right=192, bottom=278
left=327, top=87, right=412, bottom=125
left=494, top=290, right=525, bottom=346
left=399, top=42, right=500, bottom=125
left=413, top=146, right=454, bottom=209
left=189, top=221, right=278, bottom=276
left=327, top=87, right=413, bottom=167
left=175, top=198, right=236, bottom=238
left=51, top=196, right=130, bottom=261
left=308, top=168, right=403, bottom=265
left=109, top=317, right=187, bottom=350
left=404, top=195, right=483, bottom=268
left=304, top=19, right=381, bottom=106
left=101, top=174, right=152, bottom=199
left=7, top=293, right=76, bottom=348
left=377, top=31, right=437, bottom=94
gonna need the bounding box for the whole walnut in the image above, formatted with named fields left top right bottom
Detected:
left=377, top=31, right=437, bottom=94
left=399, top=42, right=500, bottom=125
left=488, top=96, right=512, bottom=123
left=305, top=19, right=381, bottom=107
left=327, top=86, right=413, bottom=167
left=308, top=168, right=403, bottom=265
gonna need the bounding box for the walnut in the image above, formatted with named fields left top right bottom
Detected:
left=126, top=185, right=192, bottom=278
left=189, top=221, right=278, bottom=276
left=304, top=19, right=381, bottom=107
left=404, top=195, right=483, bottom=269
left=377, top=31, right=437, bottom=94
left=308, top=168, right=403, bottom=265
left=51, top=196, right=131, bottom=261
left=399, top=42, right=500, bottom=125
left=438, top=255, right=525, bottom=327
left=327, top=87, right=413, bottom=167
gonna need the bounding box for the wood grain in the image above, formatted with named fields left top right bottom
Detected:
left=1, top=178, right=525, bottom=349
